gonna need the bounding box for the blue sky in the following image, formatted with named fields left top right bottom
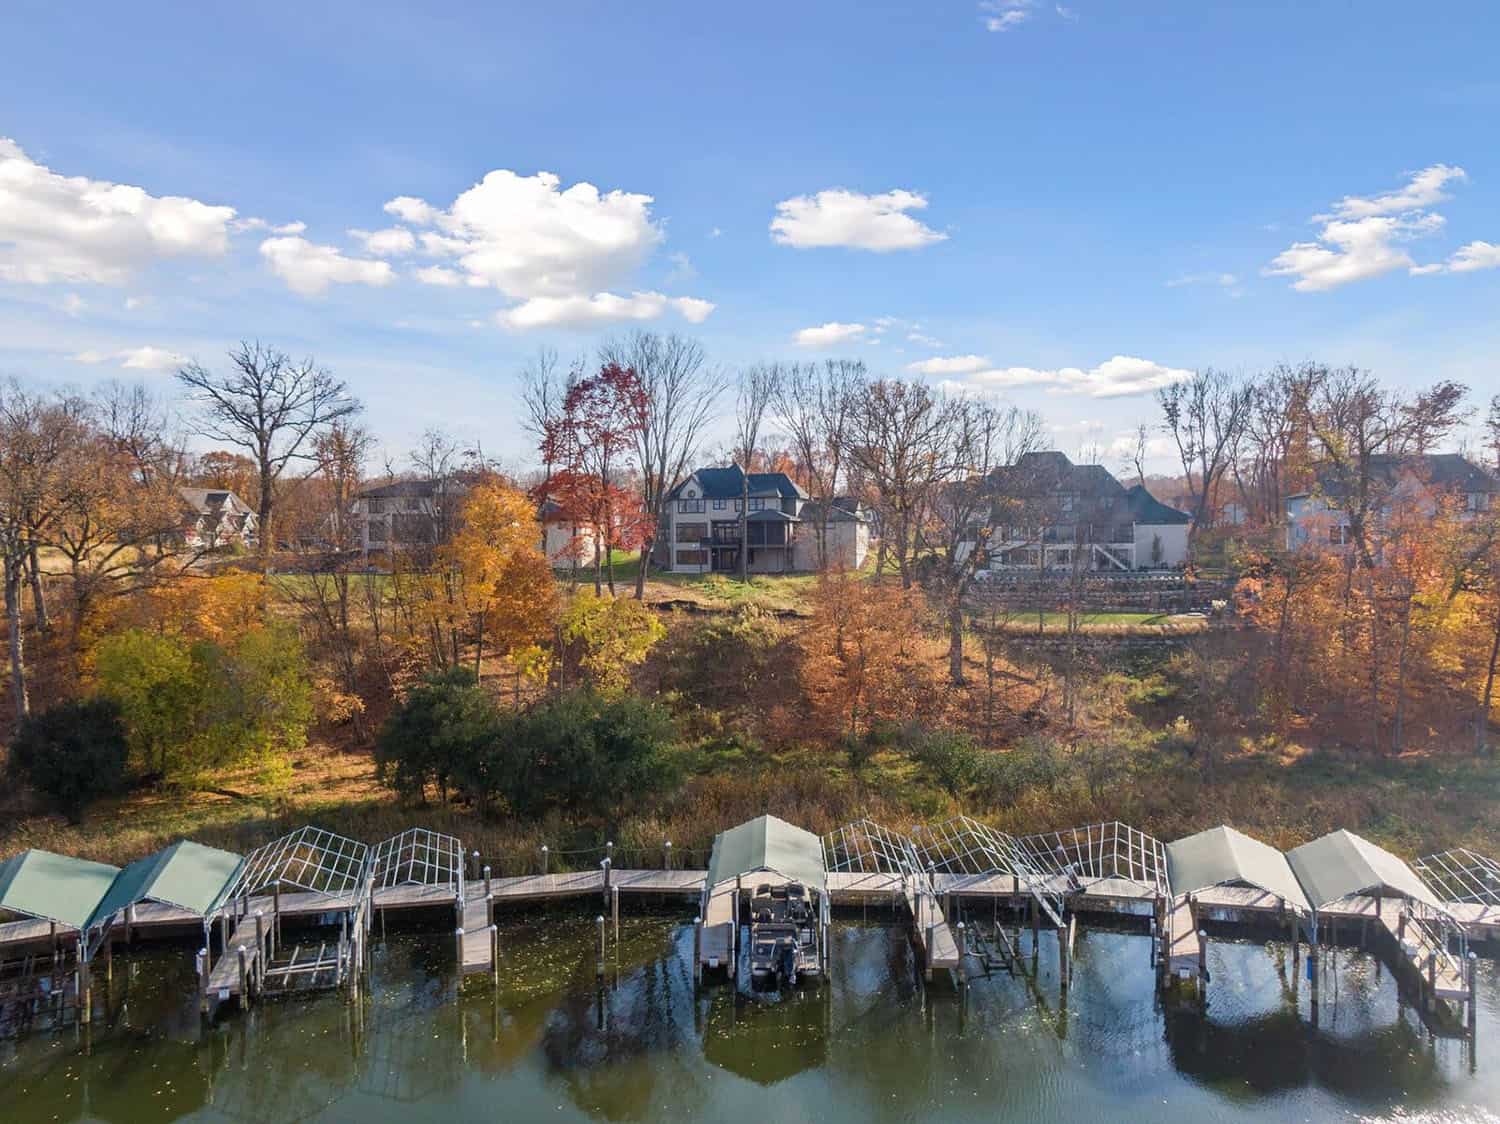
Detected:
left=3, top=0, right=1497, bottom=472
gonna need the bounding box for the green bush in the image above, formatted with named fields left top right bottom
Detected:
left=375, top=668, right=503, bottom=804
left=891, top=722, right=982, bottom=795
left=462, top=689, right=682, bottom=818
left=8, top=698, right=131, bottom=821
left=93, top=625, right=314, bottom=786
left=974, top=735, right=1064, bottom=804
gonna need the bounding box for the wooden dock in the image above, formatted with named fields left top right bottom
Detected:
left=1163, top=895, right=1203, bottom=979
left=204, top=914, right=267, bottom=1010
left=458, top=895, right=493, bottom=976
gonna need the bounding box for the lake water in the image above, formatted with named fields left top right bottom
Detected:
left=2, top=905, right=1496, bottom=1122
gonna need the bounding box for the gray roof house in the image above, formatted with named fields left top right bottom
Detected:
left=981, top=451, right=1192, bottom=572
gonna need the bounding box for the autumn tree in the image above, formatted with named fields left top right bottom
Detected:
left=732, top=363, right=781, bottom=580
left=177, top=342, right=361, bottom=566
left=918, top=400, right=1043, bottom=684
left=1157, top=367, right=1254, bottom=538
left=847, top=379, right=957, bottom=588
left=600, top=331, right=725, bottom=598
left=558, top=590, right=665, bottom=693
left=444, top=480, right=558, bottom=689
left=774, top=359, right=864, bottom=570
left=540, top=363, right=649, bottom=595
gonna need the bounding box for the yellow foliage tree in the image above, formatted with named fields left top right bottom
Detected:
left=444, top=480, right=558, bottom=686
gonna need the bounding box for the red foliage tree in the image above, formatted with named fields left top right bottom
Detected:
left=539, top=363, right=649, bottom=595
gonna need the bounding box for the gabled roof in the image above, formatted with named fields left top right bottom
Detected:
left=746, top=508, right=799, bottom=522
left=179, top=487, right=253, bottom=516
left=86, top=840, right=244, bottom=928
left=1125, top=484, right=1192, bottom=526
left=990, top=450, right=1128, bottom=500
left=707, top=814, right=826, bottom=893
left=1165, top=825, right=1310, bottom=913
left=1285, top=829, right=1443, bottom=912
left=668, top=465, right=807, bottom=501
left=800, top=496, right=871, bottom=523
left=0, top=849, right=121, bottom=930
left=1308, top=453, right=1498, bottom=501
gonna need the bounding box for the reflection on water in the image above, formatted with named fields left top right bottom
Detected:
left=1, top=907, right=1496, bottom=1123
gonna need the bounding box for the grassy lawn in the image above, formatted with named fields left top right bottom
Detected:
left=985, top=610, right=1209, bottom=635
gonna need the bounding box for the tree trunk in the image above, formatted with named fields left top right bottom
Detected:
left=4, top=555, right=29, bottom=723
left=1479, top=601, right=1500, bottom=757
left=473, top=611, right=484, bottom=678
left=593, top=539, right=603, bottom=596
left=635, top=534, right=652, bottom=599
left=258, top=459, right=276, bottom=572
left=1391, top=594, right=1412, bottom=754
left=25, top=542, right=49, bottom=634
left=738, top=473, right=749, bottom=581
left=605, top=541, right=617, bottom=596
left=942, top=597, right=966, bottom=684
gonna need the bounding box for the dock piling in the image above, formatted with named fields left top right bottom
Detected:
left=237, top=946, right=249, bottom=1007
left=484, top=864, right=492, bottom=898
left=693, top=915, right=702, bottom=985
left=596, top=915, right=606, bottom=979
left=665, top=841, right=673, bottom=871
left=490, top=924, right=500, bottom=986
left=541, top=845, right=549, bottom=876
left=956, top=922, right=967, bottom=986
left=454, top=927, right=464, bottom=969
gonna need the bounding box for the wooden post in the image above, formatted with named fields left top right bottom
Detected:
left=1197, top=928, right=1208, bottom=981
left=664, top=841, right=673, bottom=872
left=596, top=915, right=606, bottom=979
left=606, top=840, right=614, bottom=870
left=1469, top=952, right=1479, bottom=1040
left=273, top=880, right=282, bottom=950
left=237, top=946, right=249, bottom=1007
left=80, top=957, right=91, bottom=1025
left=601, top=857, right=611, bottom=900
left=254, top=913, right=266, bottom=992
left=956, top=922, right=967, bottom=986
left=490, top=924, right=500, bottom=986
left=612, top=885, right=620, bottom=943
left=1427, top=951, right=1437, bottom=1005
left=470, top=850, right=480, bottom=881
left=197, top=948, right=209, bottom=1015
left=926, top=923, right=936, bottom=981
left=693, top=915, right=702, bottom=985
left=540, top=846, right=549, bottom=876
left=484, top=864, right=492, bottom=898
left=455, top=927, right=464, bottom=969
left=104, top=932, right=113, bottom=985
left=125, top=903, right=135, bottom=944
left=1029, top=895, right=1039, bottom=953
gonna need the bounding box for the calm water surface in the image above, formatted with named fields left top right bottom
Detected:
left=1, top=906, right=1496, bottom=1122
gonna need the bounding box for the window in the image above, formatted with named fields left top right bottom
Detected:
left=1329, top=524, right=1349, bottom=545
left=676, top=522, right=708, bottom=543
left=678, top=499, right=705, bottom=513
left=713, top=498, right=726, bottom=510
left=749, top=498, right=765, bottom=511
left=676, top=549, right=707, bottom=566
left=734, top=499, right=743, bottom=512
left=1469, top=492, right=1490, bottom=512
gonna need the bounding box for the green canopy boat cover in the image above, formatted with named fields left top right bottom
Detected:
left=706, top=815, right=826, bottom=893
left=1286, top=829, right=1444, bottom=913
left=1165, top=825, right=1311, bottom=913
left=86, top=840, right=244, bottom=929
left=0, top=849, right=121, bottom=930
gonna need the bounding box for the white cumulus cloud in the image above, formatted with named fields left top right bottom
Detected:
left=771, top=189, right=946, bottom=252
left=498, top=291, right=715, bottom=330
left=0, top=136, right=236, bottom=285
left=350, top=226, right=416, bottom=256
left=380, top=169, right=711, bottom=327
left=793, top=322, right=868, bottom=348
left=258, top=236, right=395, bottom=296
left=1265, top=165, right=1472, bottom=291
left=944, top=355, right=1193, bottom=398
left=906, top=354, right=992, bottom=375
left=70, top=345, right=186, bottom=371
left=1446, top=240, right=1500, bottom=272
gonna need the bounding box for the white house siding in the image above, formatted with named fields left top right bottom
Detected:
left=543, top=522, right=600, bottom=565
left=1133, top=522, right=1188, bottom=568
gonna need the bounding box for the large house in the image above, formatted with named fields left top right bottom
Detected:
left=981, top=451, right=1191, bottom=571
left=538, top=498, right=605, bottom=566
left=177, top=487, right=257, bottom=551
left=656, top=466, right=872, bottom=574
left=351, top=478, right=468, bottom=557
left=1286, top=453, right=1497, bottom=552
